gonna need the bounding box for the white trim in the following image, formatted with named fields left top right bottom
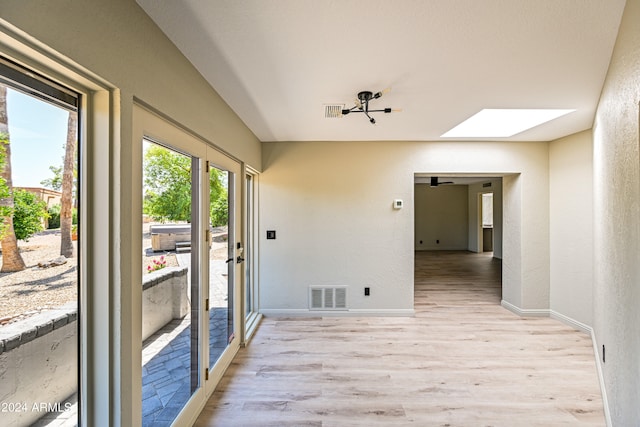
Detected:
left=549, top=310, right=591, bottom=334
left=0, top=21, right=118, bottom=426
left=500, top=300, right=550, bottom=317
left=591, top=329, right=612, bottom=427
left=260, top=309, right=415, bottom=317
left=242, top=312, right=262, bottom=347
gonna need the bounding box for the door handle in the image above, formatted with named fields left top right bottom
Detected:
left=225, top=258, right=234, bottom=264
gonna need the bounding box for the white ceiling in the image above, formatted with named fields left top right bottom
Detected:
left=136, top=0, right=626, bottom=143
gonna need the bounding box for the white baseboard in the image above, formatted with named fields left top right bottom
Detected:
left=500, top=300, right=550, bottom=317
left=549, top=310, right=591, bottom=334
left=259, top=308, right=415, bottom=317
left=590, top=329, right=612, bottom=427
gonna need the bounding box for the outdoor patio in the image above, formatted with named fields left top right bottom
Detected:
left=141, top=306, right=230, bottom=426
left=141, top=249, right=231, bottom=426
left=29, top=247, right=230, bottom=427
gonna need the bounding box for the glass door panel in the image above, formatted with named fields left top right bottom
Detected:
left=204, top=148, right=241, bottom=396
left=141, top=140, right=200, bottom=426
left=208, top=165, right=234, bottom=369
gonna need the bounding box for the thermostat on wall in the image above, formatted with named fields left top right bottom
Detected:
left=393, top=199, right=403, bottom=209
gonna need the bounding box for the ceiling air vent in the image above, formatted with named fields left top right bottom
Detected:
left=309, top=286, right=347, bottom=310
left=324, top=104, right=345, bottom=118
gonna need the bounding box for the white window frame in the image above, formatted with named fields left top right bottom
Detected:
left=0, top=21, right=118, bottom=426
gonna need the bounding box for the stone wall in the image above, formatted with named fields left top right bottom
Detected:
left=0, top=266, right=189, bottom=425
left=142, top=266, right=189, bottom=341
left=0, top=303, right=77, bottom=427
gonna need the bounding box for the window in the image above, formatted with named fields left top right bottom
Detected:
left=0, top=57, right=81, bottom=426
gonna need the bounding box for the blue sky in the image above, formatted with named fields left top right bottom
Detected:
left=6, top=88, right=68, bottom=188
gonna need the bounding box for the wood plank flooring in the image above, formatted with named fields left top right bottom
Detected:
left=194, top=251, right=605, bottom=426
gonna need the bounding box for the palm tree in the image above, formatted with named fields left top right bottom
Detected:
left=0, top=84, right=26, bottom=272
left=60, top=110, right=77, bottom=258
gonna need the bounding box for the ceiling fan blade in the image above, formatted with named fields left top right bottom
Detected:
left=430, top=177, right=455, bottom=187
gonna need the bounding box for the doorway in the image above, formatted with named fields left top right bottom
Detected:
left=413, top=174, right=503, bottom=305
left=480, top=192, right=494, bottom=253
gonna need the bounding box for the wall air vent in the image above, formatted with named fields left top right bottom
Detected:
left=309, top=286, right=347, bottom=310
left=324, top=104, right=345, bottom=118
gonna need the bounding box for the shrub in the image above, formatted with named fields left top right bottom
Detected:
left=47, top=204, right=61, bottom=229
left=47, top=204, right=77, bottom=229
left=13, top=189, right=47, bottom=241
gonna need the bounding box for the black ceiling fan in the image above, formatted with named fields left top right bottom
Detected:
left=430, top=177, right=454, bottom=187
left=341, top=89, right=400, bottom=124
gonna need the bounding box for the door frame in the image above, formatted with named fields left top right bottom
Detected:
left=242, top=167, right=262, bottom=345
left=203, top=146, right=242, bottom=397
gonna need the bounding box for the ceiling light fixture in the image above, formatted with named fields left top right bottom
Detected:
left=341, top=89, right=400, bottom=124
left=441, top=108, right=576, bottom=138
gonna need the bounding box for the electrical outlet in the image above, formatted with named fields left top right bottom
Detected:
left=364, top=287, right=370, bottom=296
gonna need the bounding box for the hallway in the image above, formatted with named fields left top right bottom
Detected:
left=195, top=251, right=604, bottom=426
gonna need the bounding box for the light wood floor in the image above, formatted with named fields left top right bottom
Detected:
left=195, top=251, right=605, bottom=426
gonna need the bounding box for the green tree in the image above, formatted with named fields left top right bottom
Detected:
left=40, top=165, right=63, bottom=191
left=143, top=144, right=192, bottom=222
left=12, top=189, right=47, bottom=241
left=143, top=144, right=228, bottom=225
left=210, top=190, right=228, bottom=227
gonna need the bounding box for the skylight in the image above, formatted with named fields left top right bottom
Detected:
left=441, top=108, right=575, bottom=138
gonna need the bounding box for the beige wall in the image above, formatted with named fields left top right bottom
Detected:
left=592, top=0, right=640, bottom=424
left=260, top=140, right=549, bottom=315
left=414, top=184, right=468, bottom=250
left=549, top=130, right=593, bottom=328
